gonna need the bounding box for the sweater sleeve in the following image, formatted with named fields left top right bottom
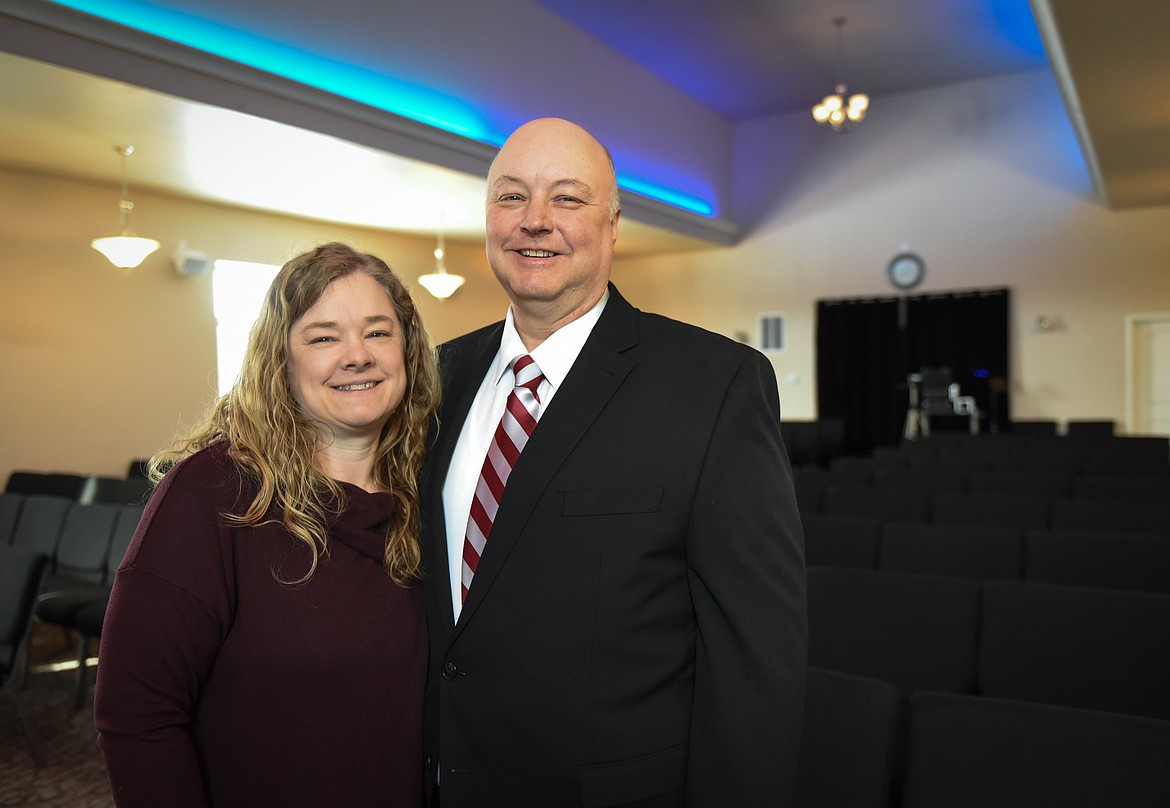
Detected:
left=94, top=451, right=239, bottom=808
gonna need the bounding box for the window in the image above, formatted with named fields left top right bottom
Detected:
left=212, top=260, right=280, bottom=396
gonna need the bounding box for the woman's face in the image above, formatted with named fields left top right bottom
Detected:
left=286, top=272, right=408, bottom=443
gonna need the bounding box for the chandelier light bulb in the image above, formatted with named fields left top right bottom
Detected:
left=811, top=18, right=869, bottom=133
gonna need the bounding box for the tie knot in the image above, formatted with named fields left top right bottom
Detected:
left=511, top=354, right=544, bottom=396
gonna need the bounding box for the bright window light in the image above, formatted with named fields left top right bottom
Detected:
left=212, top=259, right=280, bottom=396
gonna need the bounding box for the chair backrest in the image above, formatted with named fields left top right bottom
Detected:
left=901, top=692, right=1170, bottom=808
left=872, top=465, right=968, bottom=494
left=966, top=469, right=1071, bottom=498
left=807, top=567, right=981, bottom=696
left=978, top=580, right=1170, bottom=720
left=0, top=492, right=24, bottom=545
left=104, top=504, right=145, bottom=584
left=823, top=486, right=931, bottom=524
left=1093, top=435, right=1169, bottom=466
left=795, top=667, right=900, bottom=808
left=781, top=420, right=821, bottom=469
left=51, top=502, right=121, bottom=584
left=0, top=546, right=49, bottom=677
left=1064, top=419, right=1116, bottom=441
left=1069, top=474, right=1170, bottom=501
left=1009, top=419, right=1059, bottom=435
left=8, top=496, right=71, bottom=559
left=1025, top=529, right=1170, bottom=593
left=931, top=491, right=1051, bottom=530
left=801, top=513, right=880, bottom=570
left=1049, top=497, right=1170, bottom=535
left=4, top=470, right=87, bottom=500
left=879, top=522, right=1022, bottom=581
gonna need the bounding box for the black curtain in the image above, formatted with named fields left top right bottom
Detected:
left=817, top=288, right=1010, bottom=456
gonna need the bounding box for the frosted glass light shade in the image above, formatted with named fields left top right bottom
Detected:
left=418, top=270, right=465, bottom=299
left=92, top=235, right=161, bottom=268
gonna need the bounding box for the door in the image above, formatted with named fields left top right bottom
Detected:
left=1128, top=314, right=1170, bottom=436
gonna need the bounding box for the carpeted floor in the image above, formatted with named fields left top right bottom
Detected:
left=0, top=626, right=113, bottom=808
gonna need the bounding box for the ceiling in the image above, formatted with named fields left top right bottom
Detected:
left=0, top=0, right=1165, bottom=253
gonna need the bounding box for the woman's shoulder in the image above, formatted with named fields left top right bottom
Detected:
left=152, top=442, right=252, bottom=514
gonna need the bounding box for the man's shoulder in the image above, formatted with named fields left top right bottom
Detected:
left=633, top=307, right=756, bottom=360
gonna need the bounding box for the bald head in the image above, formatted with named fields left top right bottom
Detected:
left=488, top=118, right=620, bottom=219
left=484, top=118, right=622, bottom=348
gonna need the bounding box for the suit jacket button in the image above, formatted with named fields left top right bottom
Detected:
left=442, top=661, right=459, bottom=680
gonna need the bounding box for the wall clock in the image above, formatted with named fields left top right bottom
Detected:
left=888, top=252, right=925, bottom=291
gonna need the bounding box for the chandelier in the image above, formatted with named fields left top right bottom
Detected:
left=811, top=17, right=869, bottom=133
left=417, top=230, right=465, bottom=299
left=91, top=145, right=161, bottom=269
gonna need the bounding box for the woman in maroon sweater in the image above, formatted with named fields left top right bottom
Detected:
left=95, top=242, right=441, bottom=807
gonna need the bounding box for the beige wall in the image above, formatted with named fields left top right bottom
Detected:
left=3, top=69, right=1170, bottom=485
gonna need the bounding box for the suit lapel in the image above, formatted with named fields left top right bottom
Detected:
left=427, top=323, right=503, bottom=633
left=455, top=287, right=639, bottom=632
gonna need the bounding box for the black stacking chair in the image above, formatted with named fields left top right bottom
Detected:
left=796, top=667, right=900, bottom=808
left=966, top=469, right=1071, bottom=498
left=823, top=486, right=931, bottom=524
left=932, top=490, right=1051, bottom=530
left=0, top=492, right=24, bottom=545
left=1024, top=529, right=1170, bottom=593
left=879, top=522, right=1022, bottom=582
left=807, top=567, right=981, bottom=696
left=801, top=513, right=880, bottom=570
left=1064, top=419, right=1115, bottom=441
left=66, top=503, right=143, bottom=708
left=1068, top=474, right=1170, bottom=501
left=8, top=496, right=71, bottom=558
left=978, top=580, right=1170, bottom=721
left=902, top=692, right=1170, bottom=808
left=36, top=502, right=120, bottom=626
left=1050, top=497, right=1170, bottom=535
left=1, top=546, right=50, bottom=765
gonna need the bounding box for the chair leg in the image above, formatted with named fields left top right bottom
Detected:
left=73, top=634, right=91, bottom=711
left=2, top=688, right=46, bottom=766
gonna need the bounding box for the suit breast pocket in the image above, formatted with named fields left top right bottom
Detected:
left=561, top=487, right=664, bottom=517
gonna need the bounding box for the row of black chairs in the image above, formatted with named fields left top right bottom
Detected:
left=803, top=515, right=1170, bottom=594
left=807, top=567, right=1170, bottom=722
left=1, top=493, right=144, bottom=714
left=797, top=667, right=1170, bottom=808
left=802, top=567, right=1170, bottom=806
left=802, top=462, right=1170, bottom=502
left=5, top=466, right=153, bottom=507
left=797, top=483, right=1170, bottom=535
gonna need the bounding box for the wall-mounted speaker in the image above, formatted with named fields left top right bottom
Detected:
left=172, top=242, right=213, bottom=276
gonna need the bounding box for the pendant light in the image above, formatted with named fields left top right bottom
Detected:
left=91, top=145, right=160, bottom=269
left=811, top=17, right=870, bottom=133
left=418, top=230, right=465, bottom=299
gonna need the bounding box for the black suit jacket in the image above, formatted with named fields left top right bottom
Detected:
left=421, top=285, right=807, bottom=807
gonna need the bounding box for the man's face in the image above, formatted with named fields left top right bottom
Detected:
left=485, top=119, right=620, bottom=327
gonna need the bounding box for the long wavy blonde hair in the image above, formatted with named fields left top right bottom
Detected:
left=151, top=242, right=441, bottom=585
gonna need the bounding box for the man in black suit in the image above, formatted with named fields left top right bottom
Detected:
left=422, top=117, right=806, bottom=806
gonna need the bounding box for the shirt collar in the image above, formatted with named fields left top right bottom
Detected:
left=491, top=289, right=610, bottom=391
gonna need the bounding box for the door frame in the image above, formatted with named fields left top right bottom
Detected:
left=1125, top=312, right=1170, bottom=435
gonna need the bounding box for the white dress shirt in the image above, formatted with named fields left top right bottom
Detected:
left=442, top=291, right=609, bottom=620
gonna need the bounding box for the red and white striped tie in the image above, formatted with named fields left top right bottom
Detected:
left=462, top=354, right=544, bottom=603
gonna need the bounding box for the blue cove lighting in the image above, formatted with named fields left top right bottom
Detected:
left=617, top=174, right=715, bottom=217
left=46, top=0, right=718, bottom=217
left=46, top=0, right=498, bottom=141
